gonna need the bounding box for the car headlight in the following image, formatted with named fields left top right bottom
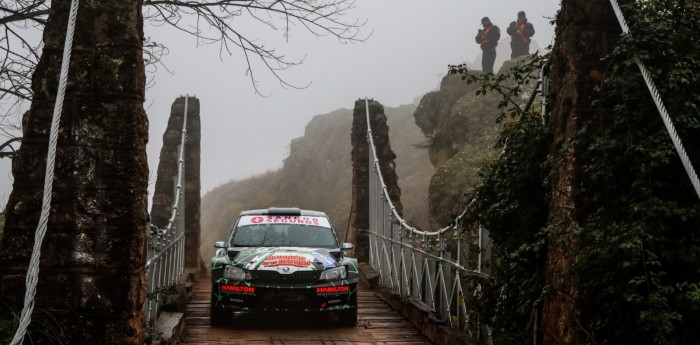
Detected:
left=319, top=266, right=346, bottom=281
left=224, top=266, right=252, bottom=281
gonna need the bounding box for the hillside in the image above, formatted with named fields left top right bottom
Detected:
left=200, top=104, right=431, bottom=262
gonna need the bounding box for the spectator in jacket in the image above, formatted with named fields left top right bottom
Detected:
left=474, top=17, right=500, bottom=74
left=506, top=11, right=535, bottom=58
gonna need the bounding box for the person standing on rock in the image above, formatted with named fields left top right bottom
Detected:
left=506, top=11, right=535, bottom=58
left=475, top=17, right=500, bottom=74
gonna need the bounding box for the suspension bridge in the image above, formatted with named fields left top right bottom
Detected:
left=2, top=1, right=698, bottom=343
left=138, top=96, right=489, bottom=344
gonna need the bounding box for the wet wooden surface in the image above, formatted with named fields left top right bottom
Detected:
left=179, top=277, right=432, bottom=344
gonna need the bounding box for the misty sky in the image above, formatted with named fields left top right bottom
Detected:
left=0, top=0, right=560, bottom=209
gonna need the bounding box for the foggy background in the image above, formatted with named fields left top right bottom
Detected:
left=0, top=0, right=559, bottom=210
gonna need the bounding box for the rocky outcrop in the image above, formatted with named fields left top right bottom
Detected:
left=414, top=72, right=503, bottom=227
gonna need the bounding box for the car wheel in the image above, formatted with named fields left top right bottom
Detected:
left=210, top=293, right=227, bottom=326
left=337, top=308, right=357, bottom=326
left=210, top=307, right=227, bottom=326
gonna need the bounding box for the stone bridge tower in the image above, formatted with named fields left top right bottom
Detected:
left=349, top=99, right=403, bottom=263
left=150, top=96, right=202, bottom=275
left=0, top=1, right=148, bottom=343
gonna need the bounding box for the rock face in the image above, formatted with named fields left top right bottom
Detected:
left=0, top=1, right=147, bottom=343
left=151, top=96, right=202, bottom=273
left=413, top=73, right=502, bottom=227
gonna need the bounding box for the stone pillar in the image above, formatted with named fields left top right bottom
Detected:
left=542, top=1, right=620, bottom=343
left=0, top=1, right=147, bottom=343
left=150, top=96, right=202, bottom=274
left=349, top=99, right=403, bottom=263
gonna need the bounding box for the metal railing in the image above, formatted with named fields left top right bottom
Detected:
left=364, top=99, right=491, bottom=340
left=144, top=95, right=189, bottom=325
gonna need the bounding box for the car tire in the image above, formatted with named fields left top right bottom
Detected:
left=210, top=292, right=227, bottom=326
left=210, top=307, right=227, bottom=326
left=337, top=308, right=357, bottom=326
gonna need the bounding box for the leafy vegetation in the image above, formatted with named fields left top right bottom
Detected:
left=574, top=1, right=700, bottom=343
left=449, top=53, right=551, bottom=343
left=449, top=1, right=700, bottom=343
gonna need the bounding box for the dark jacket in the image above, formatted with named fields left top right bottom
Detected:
left=506, top=20, right=535, bottom=45
left=475, top=24, right=500, bottom=49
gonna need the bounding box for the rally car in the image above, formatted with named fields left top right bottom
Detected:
left=210, top=207, right=359, bottom=326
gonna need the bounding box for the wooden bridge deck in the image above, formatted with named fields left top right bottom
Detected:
left=179, top=277, right=432, bottom=344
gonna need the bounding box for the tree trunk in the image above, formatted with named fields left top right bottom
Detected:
left=542, top=0, right=621, bottom=343
left=0, top=0, right=147, bottom=343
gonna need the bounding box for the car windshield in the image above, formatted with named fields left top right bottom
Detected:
left=230, top=223, right=338, bottom=248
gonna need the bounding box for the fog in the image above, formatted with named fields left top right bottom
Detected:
left=0, top=0, right=560, bottom=210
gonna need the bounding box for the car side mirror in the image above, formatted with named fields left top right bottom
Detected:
left=341, top=243, right=353, bottom=250
left=214, top=241, right=227, bottom=248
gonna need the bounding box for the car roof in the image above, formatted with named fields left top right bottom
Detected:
left=238, top=207, right=328, bottom=218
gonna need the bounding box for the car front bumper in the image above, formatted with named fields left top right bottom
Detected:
left=211, top=279, right=359, bottom=313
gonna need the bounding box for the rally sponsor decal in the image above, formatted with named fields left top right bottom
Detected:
left=240, top=250, right=318, bottom=270
left=316, top=285, right=350, bottom=296
left=222, top=285, right=255, bottom=295
left=238, top=215, right=332, bottom=228
left=262, top=254, right=311, bottom=268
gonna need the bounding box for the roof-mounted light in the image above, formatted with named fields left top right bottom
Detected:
left=267, top=207, right=302, bottom=215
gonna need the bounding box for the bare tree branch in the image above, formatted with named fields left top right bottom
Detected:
left=0, top=0, right=368, bottom=133
left=142, top=0, right=368, bottom=95
left=0, top=136, right=20, bottom=158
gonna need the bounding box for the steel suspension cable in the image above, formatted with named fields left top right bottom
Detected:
left=11, top=0, right=80, bottom=343
left=609, top=0, right=700, bottom=200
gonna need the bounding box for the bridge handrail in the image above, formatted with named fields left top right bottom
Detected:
left=144, top=95, right=189, bottom=326
left=366, top=113, right=467, bottom=237
left=364, top=98, right=492, bottom=339
left=367, top=226, right=489, bottom=279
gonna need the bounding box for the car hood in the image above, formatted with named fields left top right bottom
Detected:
left=231, top=247, right=339, bottom=272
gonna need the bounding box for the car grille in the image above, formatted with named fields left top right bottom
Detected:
left=251, top=270, right=321, bottom=285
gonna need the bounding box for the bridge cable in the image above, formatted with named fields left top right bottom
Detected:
left=10, top=0, right=80, bottom=343
left=365, top=98, right=470, bottom=238
left=609, top=0, right=700, bottom=201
